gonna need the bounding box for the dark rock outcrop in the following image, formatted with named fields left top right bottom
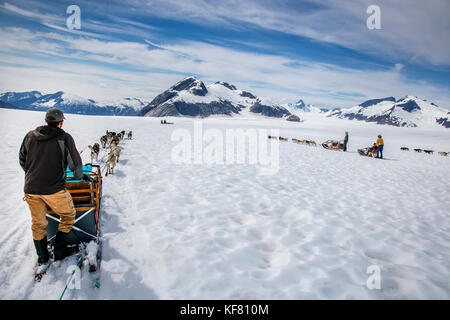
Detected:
left=396, top=100, right=421, bottom=112
left=240, top=91, right=257, bottom=99
left=436, top=117, right=450, bottom=128
left=359, top=97, right=395, bottom=108
left=172, top=77, right=208, bottom=96
left=286, top=114, right=301, bottom=122
left=215, top=81, right=237, bottom=91
left=250, top=101, right=291, bottom=118
left=291, top=99, right=306, bottom=109
left=138, top=91, right=178, bottom=116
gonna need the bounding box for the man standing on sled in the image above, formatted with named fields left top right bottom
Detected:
left=19, top=108, right=83, bottom=268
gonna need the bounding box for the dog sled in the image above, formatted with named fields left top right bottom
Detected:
left=45, top=164, right=103, bottom=272
left=357, top=147, right=376, bottom=157
left=321, top=140, right=344, bottom=151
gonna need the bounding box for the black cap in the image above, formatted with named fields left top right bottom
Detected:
left=45, top=108, right=65, bottom=122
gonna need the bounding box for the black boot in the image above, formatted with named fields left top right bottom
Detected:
left=54, top=231, right=79, bottom=261
left=33, top=237, right=50, bottom=265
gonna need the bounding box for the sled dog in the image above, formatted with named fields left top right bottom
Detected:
left=105, top=152, right=117, bottom=176
left=88, top=144, right=100, bottom=163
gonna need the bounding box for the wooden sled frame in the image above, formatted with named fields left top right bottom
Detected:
left=322, top=140, right=344, bottom=151
left=46, top=164, right=102, bottom=246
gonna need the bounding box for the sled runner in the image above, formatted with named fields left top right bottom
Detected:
left=321, top=140, right=344, bottom=151
left=45, top=164, right=103, bottom=273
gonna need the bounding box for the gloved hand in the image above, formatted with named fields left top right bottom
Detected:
left=83, top=174, right=94, bottom=182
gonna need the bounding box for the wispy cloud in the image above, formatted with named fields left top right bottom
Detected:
left=0, top=1, right=156, bottom=40
left=125, top=0, right=450, bottom=66
left=1, top=26, right=449, bottom=108
left=2, top=2, right=55, bottom=20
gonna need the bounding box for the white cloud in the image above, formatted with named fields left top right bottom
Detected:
left=394, top=63, right=404, bottom=71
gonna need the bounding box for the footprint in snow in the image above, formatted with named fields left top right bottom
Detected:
left=364, top=248, right=393, bottom=263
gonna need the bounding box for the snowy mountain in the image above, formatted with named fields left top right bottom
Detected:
left=328, top=96, right=450, bottom=128
left=138, top=77, right=291, bottom=118
left=285, top=99, right=325, bottom=114
left=0, top=100, right=19, bottom=110
left=97, top=97, right=147, bottom=115
left=0, top=91, right=147, bottom=116
left=0, top=91, right=43, bottom=107
left=3, top=87, right=447, bottom=128
left=290, top=99, right=306, bottom=109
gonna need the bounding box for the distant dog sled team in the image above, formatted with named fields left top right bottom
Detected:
left=271, top=130, right=448, bottom=160
left=357, top=135, right=384, bottom=158
left=340, top=132, right=447, bottom=159
left=401, top=147, right=447, bottom=156
left=270, top=136, right=317, bottom=146
left=292, top=138, right=317, bottom=147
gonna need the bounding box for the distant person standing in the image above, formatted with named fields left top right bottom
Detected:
left=376, top=134, right=384, bottom=159
left=343, top=131, right=349, bottom=152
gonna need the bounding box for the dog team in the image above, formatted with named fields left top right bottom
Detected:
left=88, top=130, right=133, bottom=176
left=269, top=135, right=317, bottom=147
left=269, top=133, right=448, bottom=158
left=400, top=147, right=448, bottom=156
left=292, top=138, right=317, bottom=147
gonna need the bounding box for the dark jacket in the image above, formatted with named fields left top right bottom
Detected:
left=19, top=125, right=83, bottom=195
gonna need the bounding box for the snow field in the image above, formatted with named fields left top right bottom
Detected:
left=0, top=108, right=449, bottom=299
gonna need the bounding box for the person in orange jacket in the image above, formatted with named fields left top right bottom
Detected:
left=376, top=135, right=384, bottom=159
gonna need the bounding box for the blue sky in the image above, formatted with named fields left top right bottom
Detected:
left=0, top=0, right=449, bottom=108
